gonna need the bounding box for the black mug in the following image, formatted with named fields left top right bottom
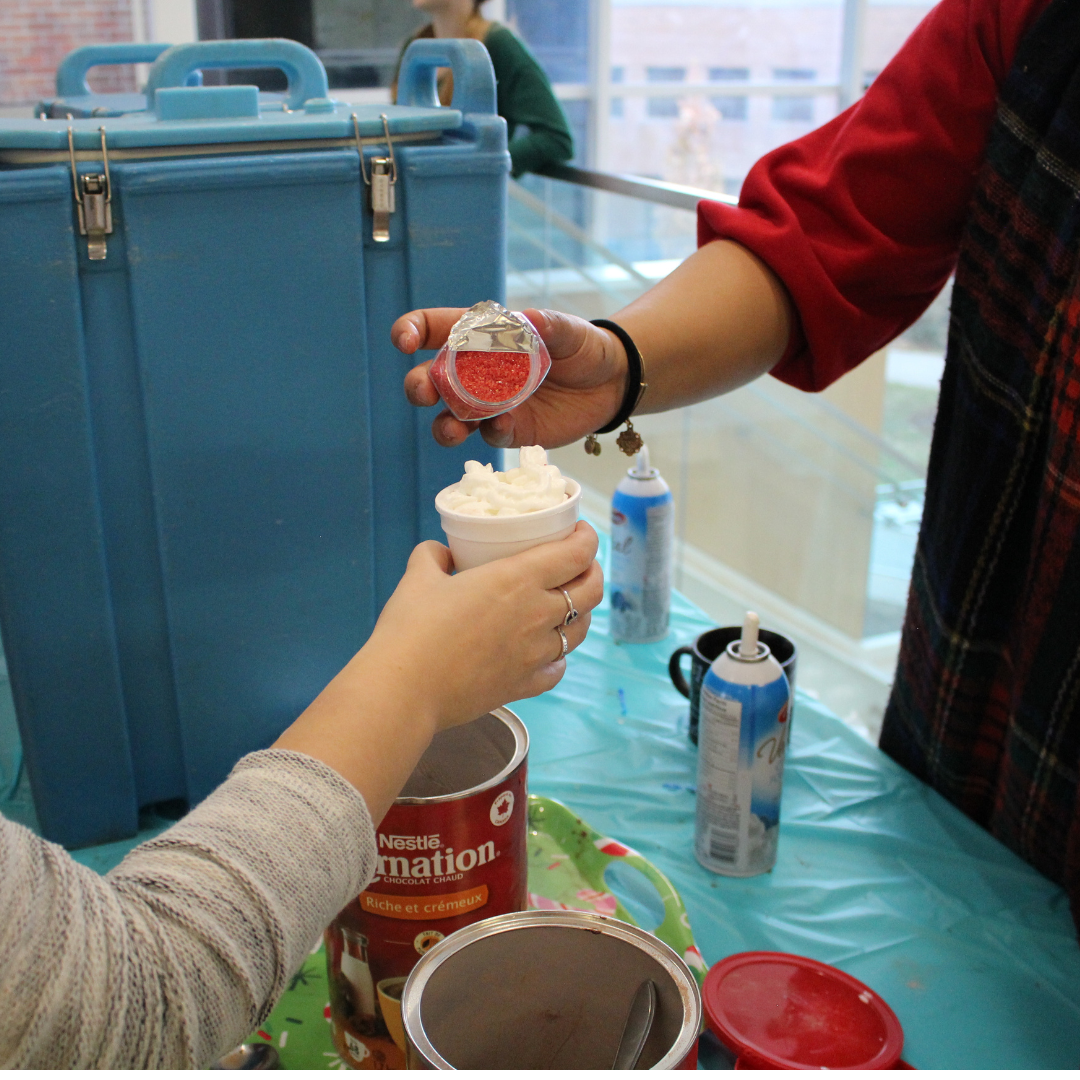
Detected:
left=669, top=627, right=798, bottom=745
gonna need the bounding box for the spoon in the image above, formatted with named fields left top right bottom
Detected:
left=211, top=1042, right=280, bottom=1069
left=613, top=979, right=657, bottom=1069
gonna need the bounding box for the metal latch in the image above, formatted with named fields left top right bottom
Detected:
left=67, top=125, right=113, bottom=261
left=354, top=113, right=398, bottom=243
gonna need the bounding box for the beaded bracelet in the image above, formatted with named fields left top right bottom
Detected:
left=585, top=318, right=647, bottom=456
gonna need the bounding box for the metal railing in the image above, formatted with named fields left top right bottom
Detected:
left=539, top=163, right=737, bottom=212
left=553, top=80, right=842, bottom=101
left=510, top=180, right=651, bottom=285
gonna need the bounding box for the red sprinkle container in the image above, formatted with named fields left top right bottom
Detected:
left=703, top=951, right=909, bottom=1070
left=428, top=311, right=551, bottom=422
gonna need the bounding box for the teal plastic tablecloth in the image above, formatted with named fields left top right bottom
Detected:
left=515, top=540, right=1080, bottom=1069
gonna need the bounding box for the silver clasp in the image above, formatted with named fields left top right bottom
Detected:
left=68, top=126, right=113, bottom=261
left=354, top=113, right=398, bottom=243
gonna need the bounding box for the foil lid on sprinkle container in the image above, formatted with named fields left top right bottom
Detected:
left=428, top=301, right=552, bottom=421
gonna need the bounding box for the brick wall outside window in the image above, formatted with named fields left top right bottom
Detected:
left=0, top=0, right=136, bottom=107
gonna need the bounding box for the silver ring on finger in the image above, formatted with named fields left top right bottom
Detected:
left=554, top=625, right=569, bottom=662
left=561, top=588, right=580, bottom=626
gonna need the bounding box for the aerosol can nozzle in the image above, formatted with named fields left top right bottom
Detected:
left=629, top=444, right=654, bottom=478
left=739, top=611, right=760, bottom=659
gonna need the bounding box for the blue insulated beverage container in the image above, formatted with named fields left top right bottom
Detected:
left=694, top=612, right=791, bottom=876
left=610, top=445, right=674, bottom=644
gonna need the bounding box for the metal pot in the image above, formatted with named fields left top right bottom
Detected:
left=402, top=909, right=702, bottom=1069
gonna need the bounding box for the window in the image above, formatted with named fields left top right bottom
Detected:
left=709, top=66, right=749, bottom=122
left=646, top=65, right=685, bottom=119
left=611, top=65, right=624, bottom=118
left=771, top=67, right=815, bottom=123
left=647, top=99, right=680, bottom=119
left=506, top=0, right=588, bottom=83
left=772, top=96, right=813, bottom=122
left=646, top=66, right=687, bottom=82
left=709, top=67, right=750, bottom=81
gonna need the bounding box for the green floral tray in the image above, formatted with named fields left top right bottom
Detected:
left=524, top=794, right=706, bottom=982
left=246, top=794, right=703, bottom=1069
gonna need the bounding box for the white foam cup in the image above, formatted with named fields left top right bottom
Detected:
left=435, top=478, right=581, bottom=570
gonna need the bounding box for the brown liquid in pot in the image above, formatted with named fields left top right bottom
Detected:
left=419, top=925, right=685, bottom=1069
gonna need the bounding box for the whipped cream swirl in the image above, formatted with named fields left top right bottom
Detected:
left=441, top=446, right=569, bottom=516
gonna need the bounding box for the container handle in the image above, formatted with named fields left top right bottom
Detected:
left=668, top=646, right=694, bottom=698
left=397, top=38, right=496, bottom=116
left=55, top=43, right=184, bottom=96
left=144, top=39, right=329, bottom=112
left=527, top=795, right=706, bottom=986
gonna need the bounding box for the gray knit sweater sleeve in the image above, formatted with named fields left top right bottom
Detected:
left=0, top=749, right=377, bottom=1069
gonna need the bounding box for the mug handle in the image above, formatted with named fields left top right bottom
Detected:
left=668, top=646, right=694, bottom=698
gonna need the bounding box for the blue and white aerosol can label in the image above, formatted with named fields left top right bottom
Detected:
left=694, top=612, right=790, bottom=876
left=610, top=445, right=674, bottom=644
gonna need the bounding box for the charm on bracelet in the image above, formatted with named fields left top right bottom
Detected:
left=616, top=422, right=644, bottom=456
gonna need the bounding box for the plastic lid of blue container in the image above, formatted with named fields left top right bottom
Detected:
left=0, top=38, right=499, bottom=153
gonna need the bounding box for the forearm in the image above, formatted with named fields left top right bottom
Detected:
left=273, top=530, right=599, bottom=820
left=613, top=239, right=794, bottom=415
left=272, top=638, right=438, bottom=825
left=510, top=126, right=573, bottom=177
left=396, top=239, right=792, bottom=450
left=0, top=751, right=376, bottom=1068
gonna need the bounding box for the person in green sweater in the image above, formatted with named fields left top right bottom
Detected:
left=392, top=0, right=574, bottom=178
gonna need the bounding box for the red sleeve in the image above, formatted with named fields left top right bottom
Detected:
left=697, top=0, right=1050, bottom=392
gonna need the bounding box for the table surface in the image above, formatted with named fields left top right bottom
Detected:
left=515, top=581, right=1080, bottom=1069
left=10, top=533, right=1080, bottom=1069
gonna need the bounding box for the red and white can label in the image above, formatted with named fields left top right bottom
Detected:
left=326, top=758, right=527, bottom=1069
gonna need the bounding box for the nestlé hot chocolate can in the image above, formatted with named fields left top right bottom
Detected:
left=325, top=707, right=528, bottom=1069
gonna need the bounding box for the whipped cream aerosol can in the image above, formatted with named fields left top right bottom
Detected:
left=695, top=612, right=790, bottom=876
left=610, top=445, right=674, bottom=643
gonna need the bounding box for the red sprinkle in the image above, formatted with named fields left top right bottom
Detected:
left=454, top=351, right=531, bottom=403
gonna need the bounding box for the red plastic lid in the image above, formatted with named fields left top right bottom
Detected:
left=703, top=952, right=905, bottom=1070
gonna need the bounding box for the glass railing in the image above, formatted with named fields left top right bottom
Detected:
left=509, top=171, right=944, bottom=740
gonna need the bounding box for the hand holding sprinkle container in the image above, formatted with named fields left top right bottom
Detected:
left=428, top=301, right=552, bottom=421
